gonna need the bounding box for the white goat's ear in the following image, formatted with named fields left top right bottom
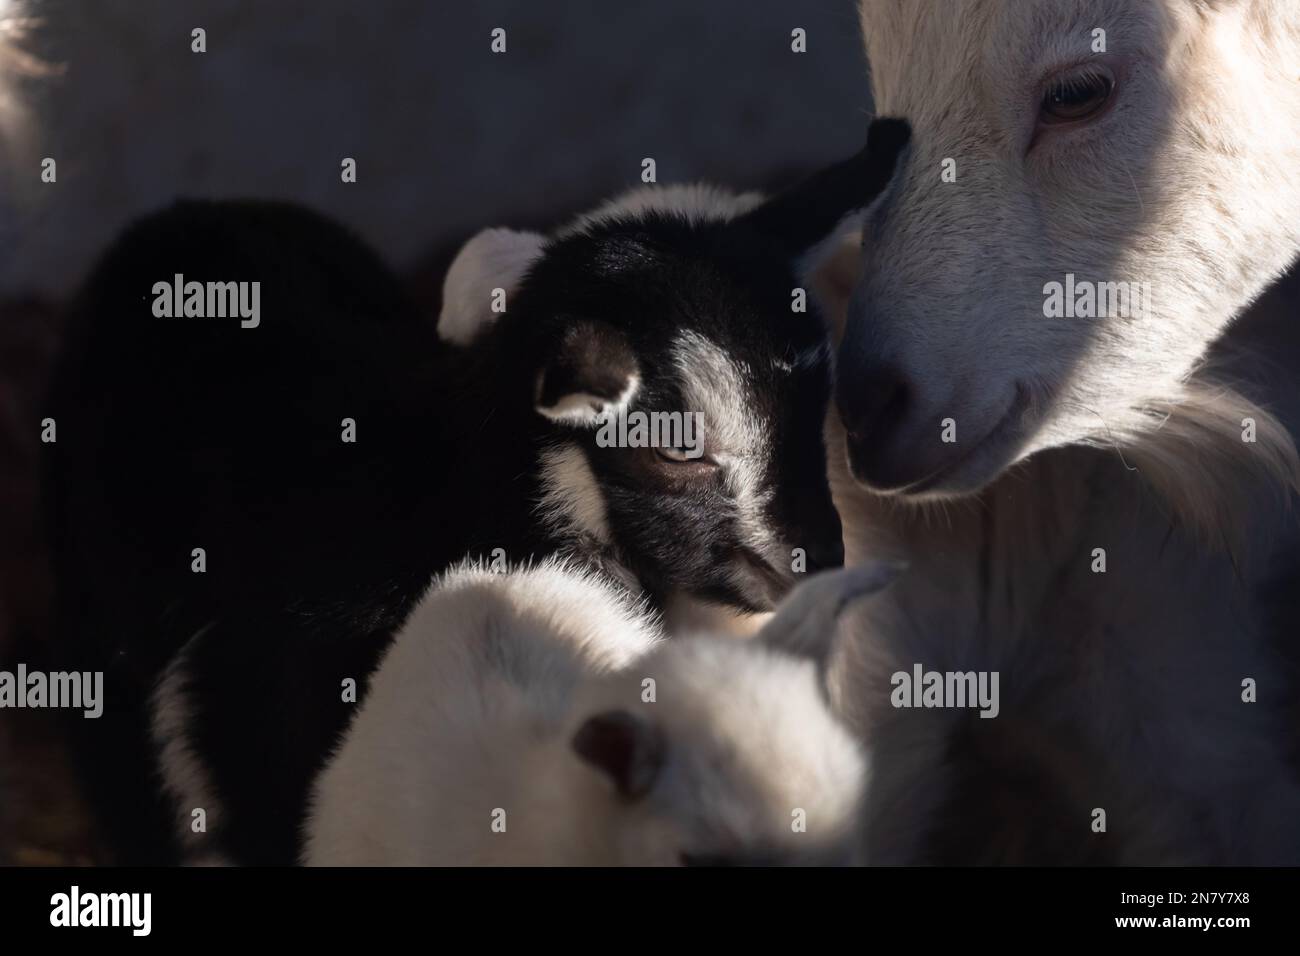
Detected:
left=759, top=561, right=906, bottom=668
left=438, top=227, right=546, bottom=345
left=535, top=319, right=640, bottom=426
left=572, top=709, right=665, bottom=800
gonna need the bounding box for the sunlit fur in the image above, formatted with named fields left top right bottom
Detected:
left=305, top=560, right=869, bottom=866
left=843, top=0, right=1300, bottom=513
left=820, top=0, right=1300, bottom=863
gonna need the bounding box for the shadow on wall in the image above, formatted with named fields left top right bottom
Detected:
left=1, top=0, right=871, bottom=300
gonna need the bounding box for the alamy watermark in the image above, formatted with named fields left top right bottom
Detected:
left=890, top=664, right=1000, bottom=718
left=0, top=664, right=103, bottom=718
left=1042, top=273, right=1150, bottom=320
left=152, top=273, right=260, bottom=328
left=595, top=407, right=705, bottom=459
left=50, top=886, right=151, bottom=936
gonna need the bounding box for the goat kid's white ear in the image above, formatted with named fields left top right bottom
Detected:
left=438, top=227, right=546, bottom=345
left=535, top=319, right=640, bottom=426
left=759, top=561, right=906, bottom=669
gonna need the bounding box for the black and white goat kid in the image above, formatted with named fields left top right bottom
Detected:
left=44, top=119, right=910, bottom=864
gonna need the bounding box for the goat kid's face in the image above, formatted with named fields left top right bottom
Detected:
left=522, top=225, right=842, bottom=613
left=568, top=566, right=892, bottom=865
left=445, top=121, right=911, bottom=611
left=841, top=0, right=1300, bottom=496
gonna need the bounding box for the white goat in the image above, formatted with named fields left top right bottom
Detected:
left=823, top=0, right=1300, bottom=863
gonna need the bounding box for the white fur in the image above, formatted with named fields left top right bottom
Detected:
left=819, top=0, right=1300, bottom=863
left=536, top=442, right=613, bottom=545
left=671, top=329, right=788, bottom=604
left=0, top=4, right=55, bottom=186
left=534, top=372, right=641, bottom=425
left=303, top=560, right=868, bottom=865
left=556, top=183, right=765, bottom=237
left=439, top=185, right=764, bottom=346
left=438, top=227, right=545, bottom=345
left=828, top=432, right=1300, bottom=863
left=149, top=626, right=222, bottom=858
left=849, top=0, right=1300, bottom=501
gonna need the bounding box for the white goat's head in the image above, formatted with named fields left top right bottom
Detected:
left=839, top=0, right=1300, bottom=498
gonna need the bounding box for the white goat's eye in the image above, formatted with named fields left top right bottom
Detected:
left=1040, top=68, right=1114, bottom=124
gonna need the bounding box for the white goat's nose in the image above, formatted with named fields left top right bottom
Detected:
left=837, top=361, right=909, bottom=447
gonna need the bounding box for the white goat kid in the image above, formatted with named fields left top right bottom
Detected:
left=826, top=0, right=1300, bottom=864
left=842, top=0, right=1300, bottom=503
left=304, top=562, right=895, bottom=866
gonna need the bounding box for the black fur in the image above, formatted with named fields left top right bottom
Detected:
left=514, top=210, right=848, bottom=609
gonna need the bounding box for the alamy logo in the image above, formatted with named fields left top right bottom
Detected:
left=595, top=408, right=705, bottom=459
left=152, top=274, right=261, bottom=328
left=1042, top=273, right=1149, bottom=319
left=50, top=886, right=151, bottom=936
left=890, top=664, right=1000, bottom=718
left=0, top=664, right=103, bottom=718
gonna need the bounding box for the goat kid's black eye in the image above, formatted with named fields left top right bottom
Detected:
left=1040, top=69, right=1114, bottom=124
left=654, top=445, right=711, bottom=465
